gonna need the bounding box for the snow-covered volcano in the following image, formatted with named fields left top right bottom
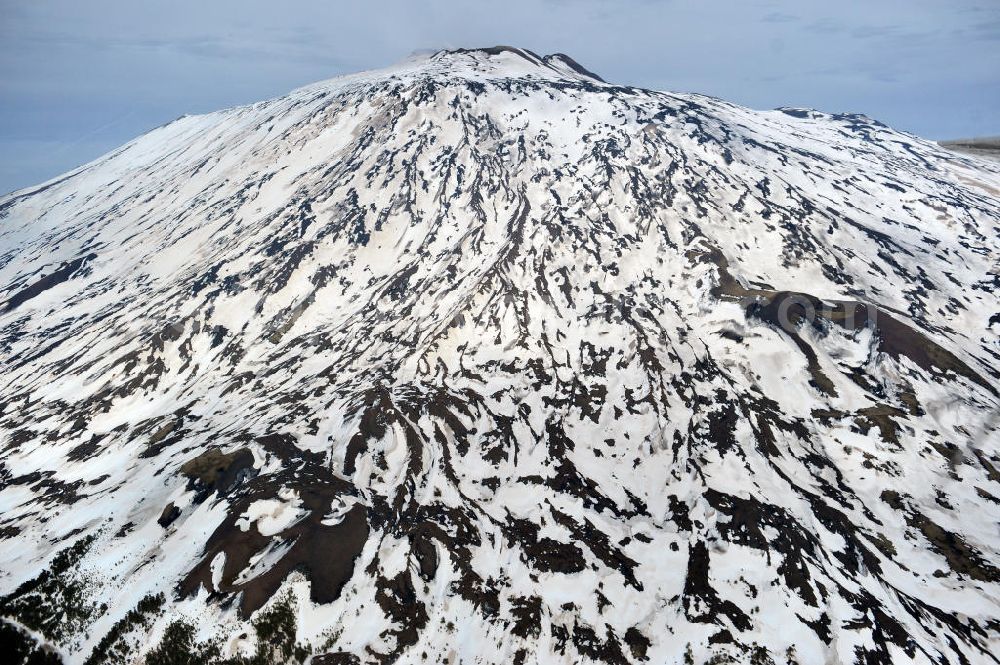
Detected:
left=1, top=46, right=999, bottom=665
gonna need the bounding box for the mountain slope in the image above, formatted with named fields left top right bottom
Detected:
left=940, top=137, right=1000, bottom=163
left=1, top=46, right=999, bottom=665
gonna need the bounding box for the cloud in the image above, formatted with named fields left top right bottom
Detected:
left=849, top=25, right=901, bottom=39
left=761, top=12, right=798, bottom=24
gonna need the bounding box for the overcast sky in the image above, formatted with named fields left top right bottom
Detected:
left=1, top=0, right=997, bottom=194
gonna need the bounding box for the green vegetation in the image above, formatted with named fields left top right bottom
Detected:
left=144, top=593, right=310, bottom=665
left=0, top=535, right=98, bottom=643
left=83, top=593, right=165, bottom=665
left=1, top=619, right=62, bottom=665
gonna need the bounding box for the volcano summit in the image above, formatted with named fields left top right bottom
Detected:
left=1, top=47, right=999, bottom=665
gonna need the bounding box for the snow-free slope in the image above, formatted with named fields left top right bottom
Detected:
left=1, top=47, right=999, bottom=665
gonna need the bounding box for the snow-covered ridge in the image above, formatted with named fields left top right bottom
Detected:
left=0, top=48, right=999, bottom=665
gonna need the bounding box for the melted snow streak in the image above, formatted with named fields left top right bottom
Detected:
left=1, top=47, right=999, bottom=665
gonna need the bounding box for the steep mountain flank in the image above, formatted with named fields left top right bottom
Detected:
left=1, top=47, right=999, bottom=665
